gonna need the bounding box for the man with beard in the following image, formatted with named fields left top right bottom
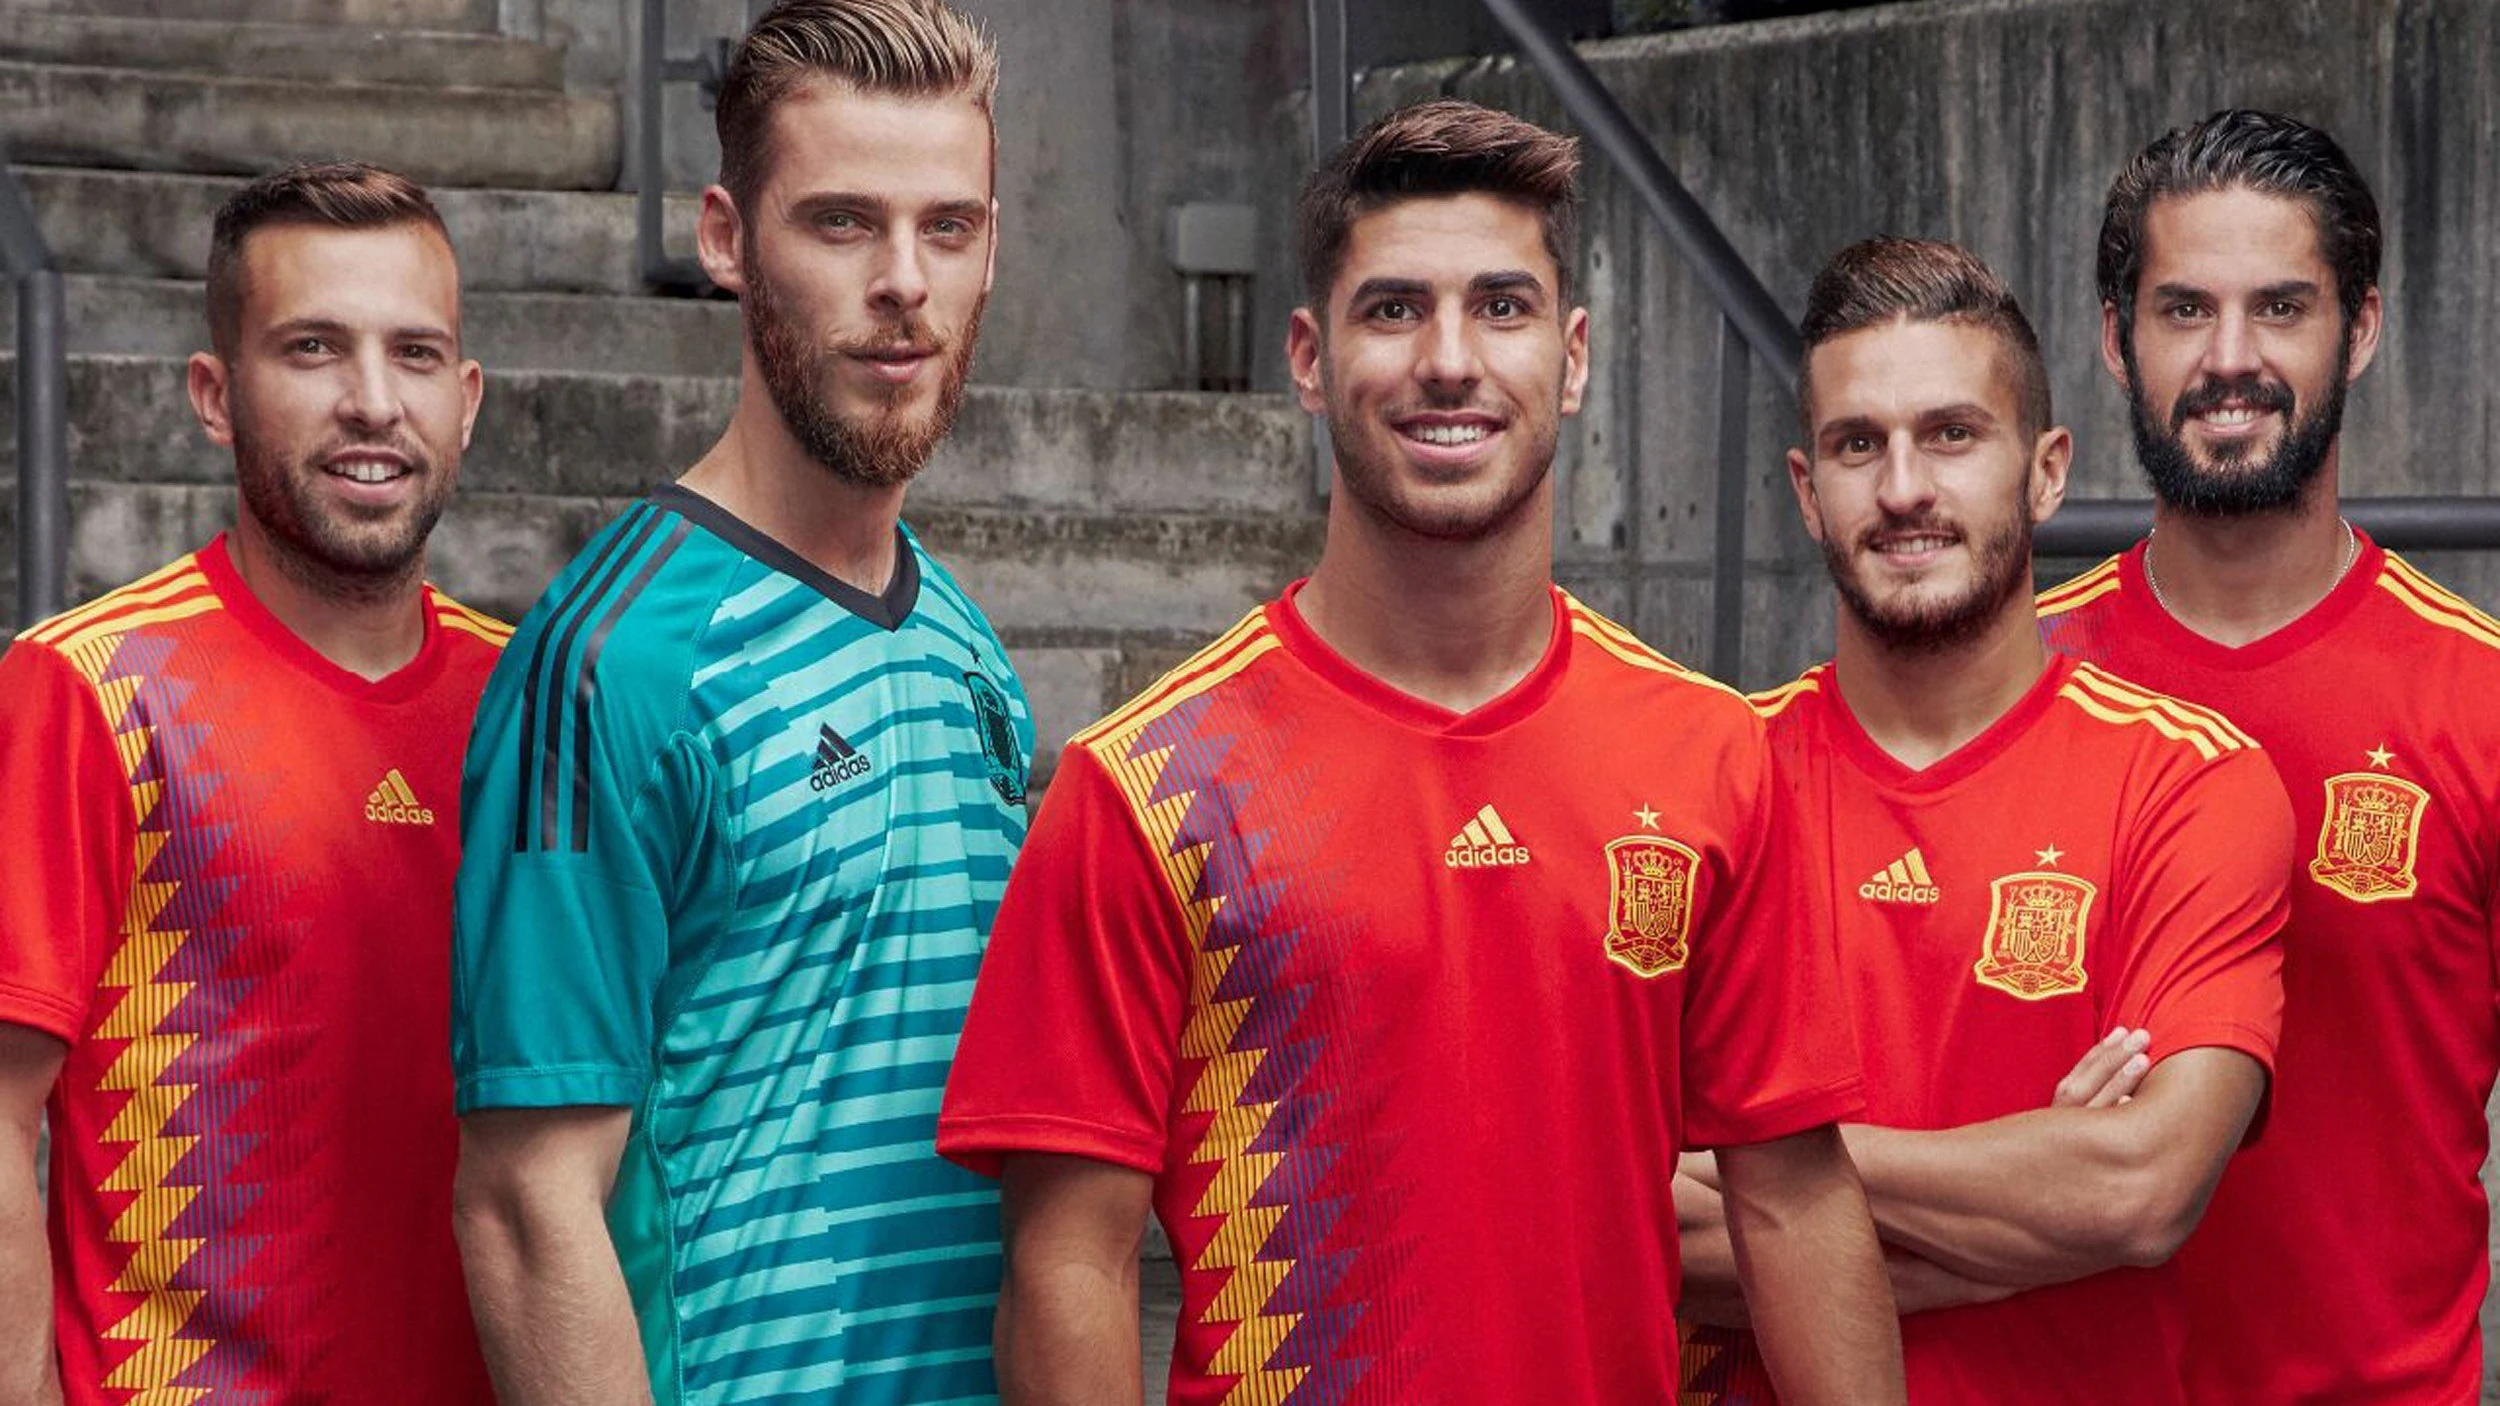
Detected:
left=935, top=101, right=1904, bottom=1405
left=1675, top=237, right=2289, bottom=1406
left=0, top=162, right=500, bottom=1402
left=447, top=3, right=1029, bottom=1403
left=2038, top=109, right=2500, bottom=1403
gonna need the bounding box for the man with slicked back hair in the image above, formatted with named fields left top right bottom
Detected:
left=450, top=3, right=1029, bottom=1403
left=2041, top=107, right=2500, bottom=1405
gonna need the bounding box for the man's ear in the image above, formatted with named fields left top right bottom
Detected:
left=187, top=352, right=236, bottom=449
left=2099, top=301, right=2130, bottom=391
left=2342, top=284, right=2383, bottom=385
left=697, top=185, right=748, bottom=297
left=1559, top=306, right=1591, bottom=417
left=1785, top=446, right=1825, bottom=545
left=1287, top=306, right=1327, bottom=417
left=2029, top=425, right=2074, bottom=525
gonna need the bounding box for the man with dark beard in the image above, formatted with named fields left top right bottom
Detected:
left=937, top=101, right=1904, bottom=1406
left=447, top=4, right=1030, bottom=1404
left=1676, top=237, right=2290, bottom=1406
left=2039, top=110, right=2500, bottom=1405
left=0, top=162, right=501, bottom=1403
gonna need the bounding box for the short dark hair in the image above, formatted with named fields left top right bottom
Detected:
left=1295, top=99, right=1582, bottom=310
left=206, top=162, right=449, bottom=355
left=1798, top=236, right=2052, bottom=442
left=2098, top=108, right=2382, bottom=346
left=715, top=0, right=999, bottom=215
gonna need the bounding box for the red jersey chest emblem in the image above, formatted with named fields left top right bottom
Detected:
left=2310, top=770, right=2429, bottom=903
left=1603, top=835, right=1698, bottom=978
left=1974, top=871, right=2095, bottom=1000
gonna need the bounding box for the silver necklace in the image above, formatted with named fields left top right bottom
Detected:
left=2143, top=516, right=2357, bottom=619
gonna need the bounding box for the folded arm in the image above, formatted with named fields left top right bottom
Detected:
left=995, top=1153, right=1153, bottom=1406
left=1845, top=1044, right=2264, bottom=1286
left=453, top=1106, right=653, bottom=1406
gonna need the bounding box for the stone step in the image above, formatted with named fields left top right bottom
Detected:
left=0, top=13, right=563, bottom=90
left=0, top=276, right=743, bottom=377
left=0, top=355, right=1317, bottom=515
left=0, top=60, right=617, bottom=190
left=0, top=0, right=497, bottom=31
left=10, top=167, right=699, bottom=297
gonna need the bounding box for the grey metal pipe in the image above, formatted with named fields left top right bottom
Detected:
left=2036, top=497, right=2500, bottom=559
left=1474, top=0, right=1802, bottom=386
left=1710, top=315, right=1750, bottom=684
left=1306, top=0, right=1347, bottom=498
left=635, top=0, right=668, bottom=287
left=16, top=270, right=67, bottom=628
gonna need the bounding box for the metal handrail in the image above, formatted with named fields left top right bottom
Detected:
left=1, top=163, right=67, bottom=631
left=633, top=0, right=732, bottom=294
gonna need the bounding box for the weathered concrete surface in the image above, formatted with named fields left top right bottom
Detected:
left=0, top=60, right=619, bottom=190
left=10, top=166, right=700, bottom=296
left=1364, top=0, right=2500, bottom=687
left=0, top=276, right=743, bottom=378
left=0, top=13, right=564, bottom=89
left=1, top=0, right=498, bottom=29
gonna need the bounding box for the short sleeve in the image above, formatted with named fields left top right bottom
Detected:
left=2108, top=746, right=2291, bottom=1079
left=938, top=744, right=1191, bottom=1178
left=0, top=641, right=132, bottom=1042
left=1678, top=727, right=1865, bottom=1149
left=450, top=636, right=696, bottom=1114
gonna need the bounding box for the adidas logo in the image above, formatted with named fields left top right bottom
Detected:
left=1860, top=848, right=1940, bottom=905
left=810, top=724, right=872, bottom=791
left=364, top=768, right=436, bottom=827
left=1445, top=804, right=1531, bottom=869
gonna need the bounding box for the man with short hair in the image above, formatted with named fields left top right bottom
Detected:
left=448, top=2, right=1029, bottom=1404
left=936, top=100, right=1904, bottom=1406
left=0, top=161, right=500, bottom=1404
left=1674, top=236, right=2290, bottom=1406
left=2039, top=108, right=2500, bottom=1404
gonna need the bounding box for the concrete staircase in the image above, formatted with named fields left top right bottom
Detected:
left=0, top=1, right=1320, bottom=763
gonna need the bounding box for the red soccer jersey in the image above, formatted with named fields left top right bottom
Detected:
left=938, top=584, right=1863, bottom=1404
left=1682, top=652, right=2289, bottom=1406
left=2038, top=533, right=2500, bottom=1405
left=0, top=538, right=505, bottom=1405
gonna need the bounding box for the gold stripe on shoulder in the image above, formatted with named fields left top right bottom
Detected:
left=2036, top=557, right=2125, bottom=617
left=2067, top=663, right=2257, bottom=751
left=1561, top=597, right=1742, bottom=699
left=2378, top=560, right=2500, bottom=654
left=42, top=595, right=224, bottom=657
left=1072, top=608, right=1277, bottom=753
left=1747, top=671, right=1825, bottom=720
left=437, top=612, right=514, bottom=647
left=2055, top=679, right=2223, bottom=762
left=24, top=558, right=211, bottom=645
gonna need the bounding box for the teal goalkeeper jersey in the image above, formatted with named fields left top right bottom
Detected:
left=453, top=484, right=1030, bottom=1405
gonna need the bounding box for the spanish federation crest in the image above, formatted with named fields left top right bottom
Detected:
left=2310, top=771, right=2429, bottom=903
left=1974, top=871, right=2094, bottom=1000
left=1603, top=835, right=1699, bottom=978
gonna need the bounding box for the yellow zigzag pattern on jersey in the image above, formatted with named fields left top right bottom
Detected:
left=2036, top=556, right=2125, bottom=617
left=1078, top=612, right=1306, bottom=1404
left=1747, top=665, right=1829, bottom=720
left=49, top=631, right=217, bottom=1401
left=2378, top=555, right=2500, bottom=654
left=1564, top=596, right=1739, bottom=698
left=2056, top=662, right=2253, bottom=762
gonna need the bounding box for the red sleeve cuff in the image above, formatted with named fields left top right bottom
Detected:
left=936, top=1112, right=1168, bottom=1180
left=0, top=981, right=84, bottom=1045
left=1683, top=1074, right=1866, bottom=1152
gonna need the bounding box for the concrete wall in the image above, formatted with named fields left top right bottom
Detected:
left=1360, top=0, right=2500, bottom=689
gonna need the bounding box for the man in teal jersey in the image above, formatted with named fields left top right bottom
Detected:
left=447, top=3, right=1029, bottom=1402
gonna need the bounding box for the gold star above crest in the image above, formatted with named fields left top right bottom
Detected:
left=1634, top=803, right=1661, bottom=831
left=2366, top=744, right=2396, bottom=769
left=2035, top=843, right=2065, bottom=867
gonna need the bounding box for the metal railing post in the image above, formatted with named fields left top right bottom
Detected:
left=1710, top=314, right=1749, bottom=684
left=2, top=166, right=67, bottom=630
left=1305, top=0, right=1348, bottom=498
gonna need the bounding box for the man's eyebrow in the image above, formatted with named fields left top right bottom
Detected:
left=1917, top=401, right=2002, bottom=428
left=2254, top=279, right=2323, bottom=303
left=1346, top=277, right=1431, bottom=304
left=1470, top=270, right=1547, bottom=296
left=265, top=316, right=454, bottom=343
left=1816, top=413, right=1884, bottom=443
